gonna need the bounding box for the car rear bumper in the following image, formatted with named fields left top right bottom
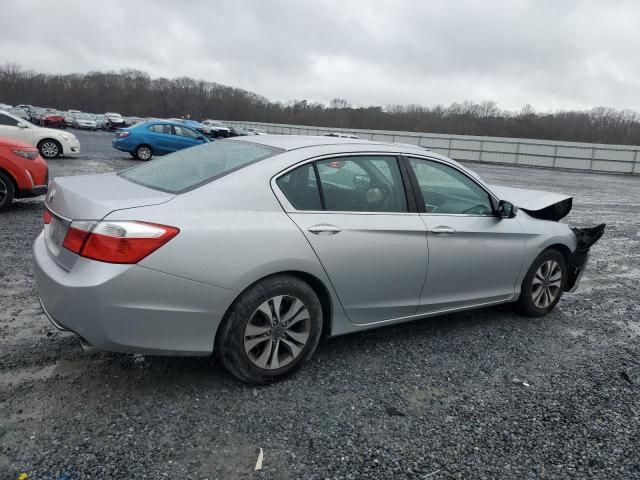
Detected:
left=33, top=232, right=237, bottom=356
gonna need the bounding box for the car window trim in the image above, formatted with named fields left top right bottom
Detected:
left=272, top=152, right=417, bottom=215
left=401, top=154, right=499, bottom=217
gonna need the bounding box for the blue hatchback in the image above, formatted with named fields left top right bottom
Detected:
left=112, top=121, right=210, bottom=160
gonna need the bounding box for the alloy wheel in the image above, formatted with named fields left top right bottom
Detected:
left=40, top=141, right=59, bottom=158
left=137, top=146, right=151, bottom=160
left=532, top=260, right=562, bottom=308
left=244, top=295, right=311, bottom=370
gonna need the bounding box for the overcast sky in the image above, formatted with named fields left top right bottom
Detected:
left=2, top=0, right=639, bottom=112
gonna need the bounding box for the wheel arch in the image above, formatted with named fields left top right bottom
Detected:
left=545, top=243, right=572, bottom=263
left=0, top=167, right=19, bottom=191
left=37, top=137, right=63, bottom=155
left=215, top=270, right=335, bottom=347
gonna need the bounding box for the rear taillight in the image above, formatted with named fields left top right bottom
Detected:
left=62, top=221, right=179, bottom=264
left=43, top=209, right=51, bottom=225
left=116, top=131, right=130, bottom=138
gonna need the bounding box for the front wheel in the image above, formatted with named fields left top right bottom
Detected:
left=216, top=275, right=323, bottom=384
left=516, top=249, right=567, bottom=317
left=38, top=139, right=61, bottom=159
left=0, top=172, right=16, bottom=211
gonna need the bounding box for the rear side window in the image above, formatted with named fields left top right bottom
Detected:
left=149, top=124, right=172, bottom=134
left=120, top=140, right=279, bottom=193
left=276, top=164, right=322, bottom=210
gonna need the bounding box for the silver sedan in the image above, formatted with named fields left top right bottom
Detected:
left=34, top=136, right=604, bottom=383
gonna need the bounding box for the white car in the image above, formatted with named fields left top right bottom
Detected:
left=0, top=110, right=80, bottom=159
left=201, top=120, right=231, bottom=137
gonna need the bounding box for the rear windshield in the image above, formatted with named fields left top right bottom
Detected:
left=119, top=140, right=280, bottom=193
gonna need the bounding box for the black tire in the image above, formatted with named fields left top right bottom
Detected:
left=515, top=249, right=567, bottom=317
left=134, top=144, right=153, bottom=161
left=38, top=139, right=62, bottom=159
left=216, top=275, right=323, bottom=384
left=0, top=171, right=16, bottom=212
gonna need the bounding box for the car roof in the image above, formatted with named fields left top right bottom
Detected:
left=230, top=134, right=478, bottom=175
left=231, top=134, right=432, bottom=154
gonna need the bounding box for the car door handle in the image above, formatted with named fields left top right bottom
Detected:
left=308, top=224, right=341, bottom=235
left=431, top=226, right=456, bottom=235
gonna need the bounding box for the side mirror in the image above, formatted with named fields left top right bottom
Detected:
left=497, top=200, right=517, bottom=218
left=17, top=123, right=28, bottom=128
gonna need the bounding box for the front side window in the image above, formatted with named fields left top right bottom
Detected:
left=408, top=158, right=493, bottom=215
left=120, top=140, right=279, bottom=193
left=0, top=114, right=19, bottom=127
left=173, top=125, right=199, bottom=138
left=277, top=156, right=407, bottom=213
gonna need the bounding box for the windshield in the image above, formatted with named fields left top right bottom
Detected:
left=119, top=140, right=281, bottom=193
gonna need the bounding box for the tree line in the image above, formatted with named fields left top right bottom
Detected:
left=1, top=63, right=639, bottom=145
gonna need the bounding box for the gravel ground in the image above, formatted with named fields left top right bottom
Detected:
left=1, top=130, right=639, bottom=479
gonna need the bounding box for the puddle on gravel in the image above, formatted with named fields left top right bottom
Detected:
left=0, top=364, right=58, bottom=386
left=0, top=359, right=88, bottom=387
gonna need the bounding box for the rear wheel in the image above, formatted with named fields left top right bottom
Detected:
left=135, top=145, right=153, bottom=161
left=216, top=275, right=323, bottom=384
left=516, top=249, right=567, bottom=317
left=38, top=139, right=61, bottom=159
left=0, top=172, right=15, bottom=211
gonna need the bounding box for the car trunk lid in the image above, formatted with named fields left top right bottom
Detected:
left=44, top=173, right=175, bottom=270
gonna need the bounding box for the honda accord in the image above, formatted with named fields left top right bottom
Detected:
left=33, top=136, right=604, bottom=383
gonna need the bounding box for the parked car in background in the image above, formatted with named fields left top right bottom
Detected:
left=8, top=108, right=29, bottom=120
left=29, top=108, right=44, bottom=124
left=72, top=113, right=98, bottom=130
left=0, top=110, right=80, bottom=159
left=228, top=126, right=252, bottom=137
left=177, top=119, right=207, bottom=135
left=201, top=120, right=231, bottom=138
left=40, top=111, right=66, bottom=129
left=125, top=116, right=145, bottom=127
left=64, top=112, right=76, bottom=127
left=112, top=120, right=209, bottom=160
left=34, top=135, right=604, bottom=383
left=246, top=128, right=267, bottom=135
left=104, top=112, right=126, bottom=131
left=94, top=114, right=105, bottom=129
left=68, top=109, right=82, bottom=114
left=0, top=137, right=48, bottom=211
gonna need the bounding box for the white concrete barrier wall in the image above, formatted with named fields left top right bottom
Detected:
left=222, top=121, right=640, bottom=175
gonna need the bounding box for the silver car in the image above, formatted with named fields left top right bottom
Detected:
left=34, top=136, right=604, bottom=383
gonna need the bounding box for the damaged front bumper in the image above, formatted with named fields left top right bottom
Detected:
left=565, top=224, right=606, bottom=292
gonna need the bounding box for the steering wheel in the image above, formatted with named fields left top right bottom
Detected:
left=462, top=204, right=489, bottom=215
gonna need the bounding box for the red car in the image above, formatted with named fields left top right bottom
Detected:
left=0, top=137, right=48, bottom=211
left=40, top=112, right=66, bottom=129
